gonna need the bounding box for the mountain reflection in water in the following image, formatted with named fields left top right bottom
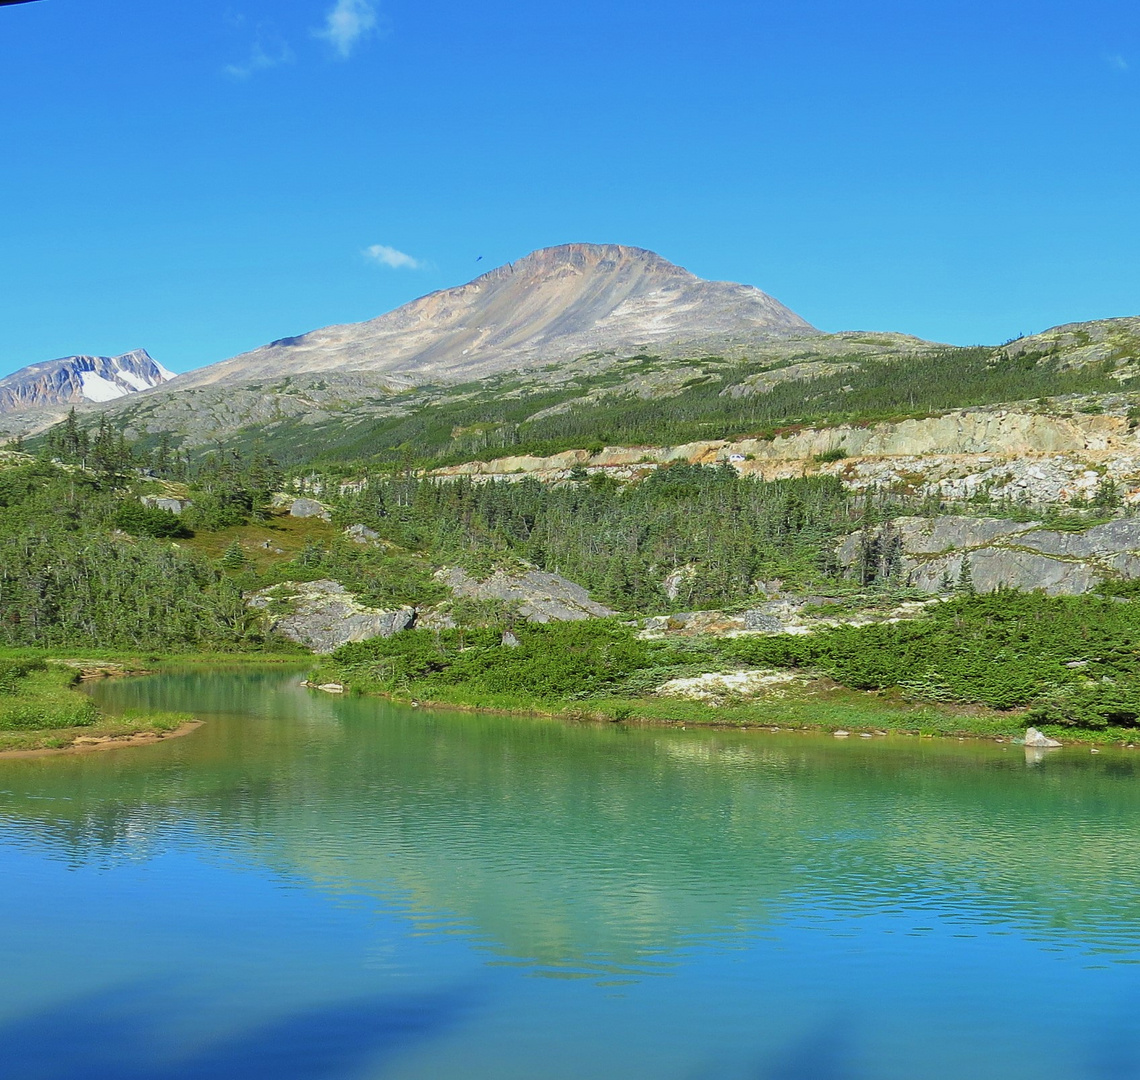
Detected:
left=0, top=670, right=1138, bottom=1079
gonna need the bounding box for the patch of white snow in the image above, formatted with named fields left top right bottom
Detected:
left=80, top=371, right=128, bottom=402
left=114, top=367, right=156, bottom=391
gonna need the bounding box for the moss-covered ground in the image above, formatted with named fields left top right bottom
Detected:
left=178, top=509, right=338, bottom=571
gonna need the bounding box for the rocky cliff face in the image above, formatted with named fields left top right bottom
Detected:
left=435, top=567, right=616, bottom=623
left=161, top=244, right=814, bottom=392
left=431, top=402, right=1140, bottom=507
left=247, top=566, right=618, bottom=651
left=838, top=516, right=1140, bottom=596
left=0, top=349, right=172, bottom=415
left=247, top=580, right=415, bottom=653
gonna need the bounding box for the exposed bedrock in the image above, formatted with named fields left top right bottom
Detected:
left=247, top=579, right=415, bottom=653
left=838, top=515, right=1140, bottom=596
left=247, top=567, right=618, bottom=651
left=430, top=407, right=1140, bottom=506
left=434, top=567, right=616, bottom=623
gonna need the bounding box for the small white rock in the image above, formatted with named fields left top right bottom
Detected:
left=1024, top=727, right=1062, bottom=748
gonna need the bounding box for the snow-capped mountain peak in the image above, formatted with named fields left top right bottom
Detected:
left=0, top=349, right=173, bottom=414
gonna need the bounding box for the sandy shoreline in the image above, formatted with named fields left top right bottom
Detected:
left=0, top=720, right=203, bottom=760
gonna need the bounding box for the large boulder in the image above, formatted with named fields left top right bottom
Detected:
left=248, top=579, right=414, bottom=653
left=437, top=567, right=615, bottom=622
left=288, top=498, right=331, bottom=521
left=344, top=523, right=381, bottom=544
left=835, top=516, right=1034, bottom=565
left=922, top=548, right=1099, bottom=596
left=1017, top=519, right=1140, bottom=559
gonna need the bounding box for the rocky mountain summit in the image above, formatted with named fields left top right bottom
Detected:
left=165, top=243, right=813, bottom=392
left=0, top=244, right=824, bottom=447
left=0, top=349, right=172, bottom=415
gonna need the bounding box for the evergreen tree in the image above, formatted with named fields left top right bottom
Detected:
left=221, top=540, right=247, bottom=571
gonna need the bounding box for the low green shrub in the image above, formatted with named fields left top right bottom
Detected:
left=0, top=658, right=46, bottom=694
left=329, top=619, right=656, bottom=700
left=729, top=591, right=1140, bottom=727
left=814, top=447, right=848, bottom=463
left=112, top=500, right=192, bottom=539
left=0, top=663, right=98, bottom=730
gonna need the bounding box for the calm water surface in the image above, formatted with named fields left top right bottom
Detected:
left=2, top=669, right=1139, bottom=1079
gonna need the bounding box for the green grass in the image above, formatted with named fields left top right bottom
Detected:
left=0, top=659, right=196, bottom=753
left=311, top=598, right=1140, bottom=745
left=0, top=648, right=310, bottom=668
left=178, top=509, right=339, bottom=572
left=0, top=711, right=191, bottom=754
left=304, top=674, right=1125, bottom=743
left=0, top=662, right=98, bottom=731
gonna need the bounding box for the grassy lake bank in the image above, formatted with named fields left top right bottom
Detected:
left=307, top=669, right=1137, bottom=747
left=305, top=597, right=1140, bottom=748
left=0, top=650, right=306, bottom=754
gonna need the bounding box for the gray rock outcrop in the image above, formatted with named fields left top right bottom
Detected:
left=1016, top=519, right=1140, bottom=559
left=247, top=579, right=414, bottom=653
left=141, top=495, right=190, bottom=514
left=289, top=498, right=331, bottom=521
left=743, top=610, right=785, bottom=632
left=839, top=515, right=1140, bottom=596
left=437, top=567, right=615, bottom=622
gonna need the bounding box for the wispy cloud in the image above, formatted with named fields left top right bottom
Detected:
left=1107, top=53, right=1129, bottom=72
left=315, top=0, right=380, bottom=59
left=225, top=38, right=294, bottom=78
left=364, top=244, right=424, bottom=270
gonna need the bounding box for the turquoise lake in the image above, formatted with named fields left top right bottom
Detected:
left=2, top=669, right=1139, bottom=1078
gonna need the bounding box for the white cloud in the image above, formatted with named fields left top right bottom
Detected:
left=364, top=244, right=424, bottom=270
left=315, top=0, right=379, bottom=59
left=1107, top=53, right=1129, bottom=72
left=225, top=33, right=293, bottom=78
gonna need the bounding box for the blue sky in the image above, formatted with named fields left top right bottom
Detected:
left=1, top=0, right=1138, bottom=378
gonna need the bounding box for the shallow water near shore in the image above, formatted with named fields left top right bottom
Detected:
left=2, top=669, right=1139, bottom=1079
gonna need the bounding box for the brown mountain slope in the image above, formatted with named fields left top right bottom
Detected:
left=165, top=243, right=814, bottom=391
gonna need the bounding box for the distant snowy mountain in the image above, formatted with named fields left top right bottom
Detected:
left=0, top=349, right=173, bottom=414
